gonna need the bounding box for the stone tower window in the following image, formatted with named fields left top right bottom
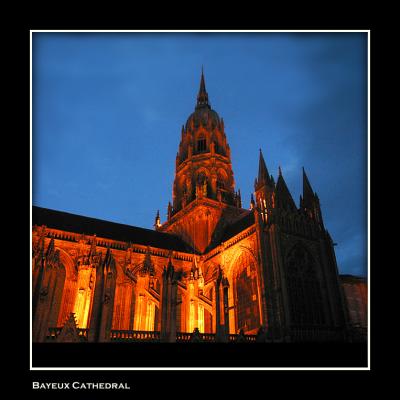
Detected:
left=197, top=171, right=207, bottom=185
left=197, top=137, right=207, bottom=153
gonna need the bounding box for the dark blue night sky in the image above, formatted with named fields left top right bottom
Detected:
left=32, top=32, right=367, bottom=277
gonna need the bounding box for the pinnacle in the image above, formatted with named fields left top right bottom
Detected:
left=196, top=67, right=210, bottom=109
left=258, top=149, right=270, bottom=182
left=255, top=149, right=273, bottom=190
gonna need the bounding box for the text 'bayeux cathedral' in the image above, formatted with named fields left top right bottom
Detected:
left=32, top=71, right=367, bottom=343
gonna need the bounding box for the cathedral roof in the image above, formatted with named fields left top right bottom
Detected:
left=185, top=107, right=222, bottom=131
left=221, top=210, right=255, bottom=242
left=32, top=206, right=192, bottom=253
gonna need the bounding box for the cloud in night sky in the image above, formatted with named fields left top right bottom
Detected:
left=32, top=32, right=368, bottom=277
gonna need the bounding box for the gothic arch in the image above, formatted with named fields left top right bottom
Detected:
left=217, top=168, right=229, bottom=190
left=203, top=261, right=219, bottom=282
left=112, top=268, right=136, bottom=330
left=212, top=130, right=225, bottom=155
left=128, top=257, right=161, bottom=332
left=226, top=245, right=258, bottom=277
left=112, top=282, right=136, bottom=330
left=56, top=248, right=78, bottom=327
left=128, top=255, right=163, bottom=279
left=195, top=131, right=207, bottom=153
left=195, top=167, right=210, bottom=183
left=227, top=246, right=262, bottom=334
left=284, top=243, right=325, bottom=327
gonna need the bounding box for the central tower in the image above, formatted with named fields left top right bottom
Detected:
left=158, top=69, right=244, bottom=253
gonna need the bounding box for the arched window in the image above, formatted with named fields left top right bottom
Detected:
left=112, top=281, right=135, bottom=330
left=197, top=171, right=207, bottom=185
left=233, top=252, right=260, bottom=333
left=217, top=170, right=229, bottom=202
left=130, top=266, right=160, bottom=332
left=72, top=265, right=96, bottom=329
left=285, top=244, right=325, bottom=326
left=133, top=294, right=159, bottom=331
left=217, top=170, right=227, bottom=190
left=197, top=135, right=207, bottom=153
left=56, top=252, right=79, bottom=328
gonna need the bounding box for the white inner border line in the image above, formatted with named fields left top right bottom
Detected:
left=30, top=29, right=370, bottom=371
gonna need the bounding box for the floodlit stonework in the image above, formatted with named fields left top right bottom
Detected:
left=32, top=70, right=366, bottom=343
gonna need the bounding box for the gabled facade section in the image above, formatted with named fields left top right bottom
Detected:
left=251, top=154, right=349, bottom=341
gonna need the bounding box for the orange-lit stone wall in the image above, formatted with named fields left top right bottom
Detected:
left=32, top=216, right=264, bottom=341
left=340, top=276, right=368, bottom=328
left=160, top=199, right=245, bottom=253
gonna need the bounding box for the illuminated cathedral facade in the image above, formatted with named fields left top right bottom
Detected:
left=32, top=71, right=363, bottom=343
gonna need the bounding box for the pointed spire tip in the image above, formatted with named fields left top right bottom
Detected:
left=196, top=67, right=209, bottom=109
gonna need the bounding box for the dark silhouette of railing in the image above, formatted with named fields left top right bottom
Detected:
left=46, top=326, right=350, bottom=343
left=47, top=327, right=89, bottom=341
left=176, top=331, right=217, bottom=342
left=109, top=330, right=258, bottom=342
left=110, top=330, right=160, bottom=342
left=228, top=333, right=257, bottom=343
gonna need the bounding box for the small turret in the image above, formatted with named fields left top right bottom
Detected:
left=301, top=167, right=324, bottom=227
left=254, top=149, right=275, bottom=218
left=255, top=149, right=274, bottom=191
left=250, top=193, right=255, bottom=210
left=154, top=210, right=161, bottom=229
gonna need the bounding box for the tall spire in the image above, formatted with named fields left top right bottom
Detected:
left=258, top=149, right=270, bottom=182
left=301, top=167, right=324, bottom=226
left=196, top=67, right=210, bottom=109
left=275, top=167, right=297, bottom=212
left=255, top=149, right=273, bottom=190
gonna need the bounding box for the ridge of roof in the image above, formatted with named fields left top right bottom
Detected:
left=32, top=206, right=192, bottom=253
left=221, top=210, right=255, bottom=242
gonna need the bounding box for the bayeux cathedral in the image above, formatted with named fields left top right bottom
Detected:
left=32, top=70, right=367, bottom=344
